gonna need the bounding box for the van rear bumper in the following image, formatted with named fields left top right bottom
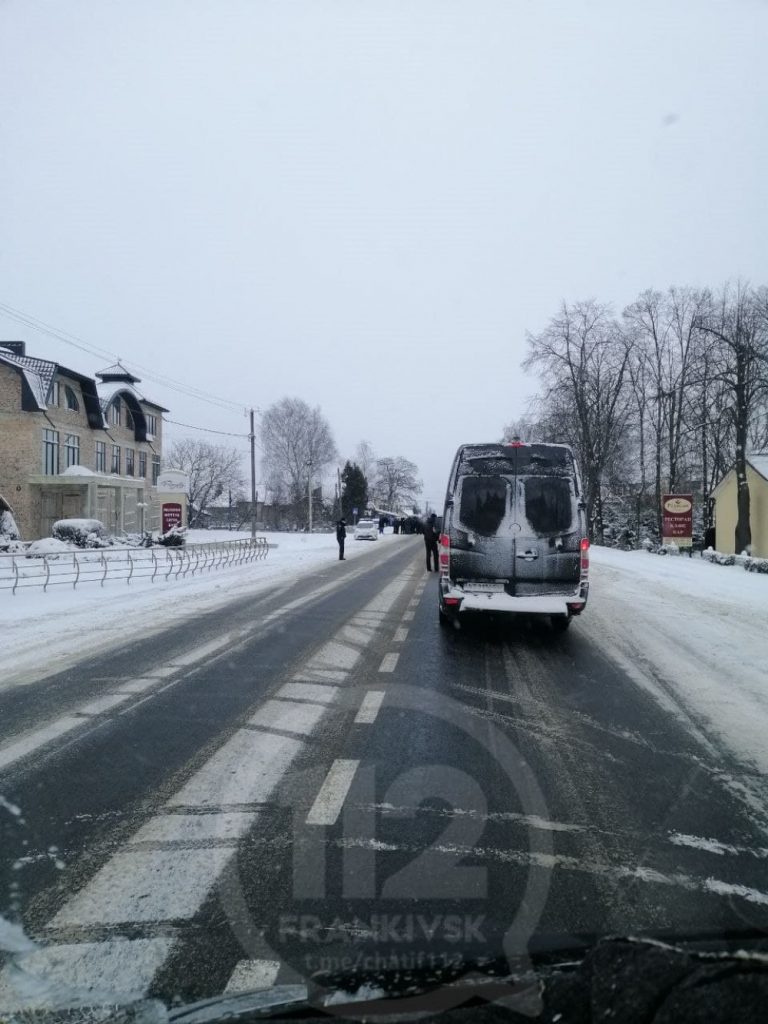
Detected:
left=440, top=582, right=587, bottom=617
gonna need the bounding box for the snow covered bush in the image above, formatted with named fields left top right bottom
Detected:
left=658, top=542, right=680, bottom=556
left=25, top=538, right=72, bottom=558
left=744, top=557, right=768, bottom=574
left=52, top=518, right=111, bottom=549
left=155, top=525, right=187, bottom=547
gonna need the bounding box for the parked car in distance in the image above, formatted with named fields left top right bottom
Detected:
left=438, top=441, right=589, bottom=631
left=354, top=519, right=378, bottom=541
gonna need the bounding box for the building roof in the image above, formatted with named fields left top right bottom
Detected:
left=95, top=360, right=141, bottom=385
left=749, top=454, right=768, bottom=483
left=0, top=344, right=56, bottom=409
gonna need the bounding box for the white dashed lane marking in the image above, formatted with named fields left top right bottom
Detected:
left=0, top=717, right=83, bottom=771
left=306, top=759, right=360, bottom=826
left=354, top=691, right=385, bottom=724
left=378, top=653, right=399, bottom=673
left=393, top=627, right=408, bottom=642
left=225, top=959, right=281, bottom=994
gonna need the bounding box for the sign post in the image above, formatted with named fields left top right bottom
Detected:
left=661, top=494, right=693, bottom=548
left=161, top=502, right=183, bottom=534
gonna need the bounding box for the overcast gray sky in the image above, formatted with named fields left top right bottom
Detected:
left=2, top=0, right=767, bottom=508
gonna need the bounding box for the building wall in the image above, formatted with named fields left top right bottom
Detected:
left=714, top=466, right=768, bottom=557
left=0, top=366, right=166, bottom=540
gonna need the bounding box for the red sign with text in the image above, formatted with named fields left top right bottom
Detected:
left=162, top=502, right=183, bottom=534
left=662, top=494, right=693, bottom=546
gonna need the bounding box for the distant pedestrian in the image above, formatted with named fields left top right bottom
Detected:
left=423, top=513, right=439, bottom=572
left=393, top=518, right=400, bottom=535
left=378, top=515, right=385, bottom=535
left=336, top=518, right=347, bottom=560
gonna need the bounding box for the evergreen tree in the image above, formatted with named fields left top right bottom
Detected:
left=341, top=461, right=368, bottom=520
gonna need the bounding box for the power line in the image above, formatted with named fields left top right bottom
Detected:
left=0, top=300, right=249, bottom=413
left=163, top=416, right=251, bottom=439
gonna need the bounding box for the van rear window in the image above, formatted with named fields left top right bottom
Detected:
left=459, top=476, right=507, bottom=535
left=524, top=477, right=572, bottom=534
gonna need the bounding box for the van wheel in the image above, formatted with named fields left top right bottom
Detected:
left=551, top=615, right=571, bottom=633
left=439, top=603, right=450, bottom=627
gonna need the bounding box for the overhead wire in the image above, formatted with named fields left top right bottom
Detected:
left=0, top=300, right=251, bottom=414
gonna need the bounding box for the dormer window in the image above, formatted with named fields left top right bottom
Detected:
left=146, top=412, right=157, bottom=436
left=109, top=399, right=121, bottom=426
left=48, top=380, right=61, bottom=406
left=65, top=385, right=79, bottom=411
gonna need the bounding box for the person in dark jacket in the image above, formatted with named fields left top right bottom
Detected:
left=423, top=513, right=439, bottom=571
left=336, top=518, right=347, bottom=560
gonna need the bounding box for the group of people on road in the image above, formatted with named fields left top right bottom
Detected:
left=335, top=513, right=441, bottom=571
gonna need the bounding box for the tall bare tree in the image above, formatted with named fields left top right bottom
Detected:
left=165, top=439, right=246, bottom=527
left=260, top=397, right=338, bottom=524
left=524, top=300, right=633, bottom=539
left=374, top=456, right=422, bottom=511
left=697, top=283, right=768, bottom=553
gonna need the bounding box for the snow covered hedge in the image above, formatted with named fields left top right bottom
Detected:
left=700, top=549, right=768, bottom=573
left=52, top=518, right=111, bottom=549
left=744, top=557, right=768, bottom=574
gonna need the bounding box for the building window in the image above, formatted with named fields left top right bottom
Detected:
left=146, top=413, right=157, bottom=436
left=95, top=441, right=106, bottom=473
left=109, top=400, right=121, bottom=426
left=125, top=407, right=134, bottom=430
left=48, top=381, right=61, bottom=407
left=151, top=455, right=160, bottom=485
left=139, top=451, right=147, bottom=478
left=65, top=385, right=80, bottom=411
left=42, top=429, right=59, bottom=475
left=64, top=434, right=80, bottom=468
left=126, top=448, right=135, bottom=476
left=111, top=444, right=121, bottom=474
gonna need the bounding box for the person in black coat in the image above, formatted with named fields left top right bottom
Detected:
left=336, top=518, right=347, bottom=560
left=423, top=513, right=439, bottom=571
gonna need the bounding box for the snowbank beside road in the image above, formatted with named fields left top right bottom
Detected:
left=0, top=530, right=402, bottom=690
left=589, top=546, right=768, bottom=778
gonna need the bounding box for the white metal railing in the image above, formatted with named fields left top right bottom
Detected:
left=0, top=538, right=269, bottom=594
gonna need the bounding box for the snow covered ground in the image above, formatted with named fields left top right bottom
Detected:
left=0, top=529, right=400, bottom=689
left=588, top=546, right=768, bottom=778
left=3, top=537, right=767, bottom=782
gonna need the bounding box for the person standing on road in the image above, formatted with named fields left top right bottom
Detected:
left=336, top=517, right=347, bottom=560
left=423, top=512, right=439, bottom=572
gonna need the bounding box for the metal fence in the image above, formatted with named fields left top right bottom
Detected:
left=0, top=538, right=270, bottom=594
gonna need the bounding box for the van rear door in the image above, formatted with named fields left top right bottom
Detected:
left=512, top=448, right=581, bottom=597
left=449, top=471, right=514, bottom=585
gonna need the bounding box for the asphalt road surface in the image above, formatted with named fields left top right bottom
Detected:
left=1, top=536, right=767, bottom=1012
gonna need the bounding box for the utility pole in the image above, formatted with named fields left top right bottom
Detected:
left=337, top=465, right=342, bottom=519
left=249, top=408, right=257, bottom=539
left=307, top=459, right=313, bottom=533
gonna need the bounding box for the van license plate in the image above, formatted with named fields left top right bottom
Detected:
left=466, top=583, right=504, bottom=593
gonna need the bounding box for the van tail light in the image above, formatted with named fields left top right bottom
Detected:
left=439, top=533, right=450, bottom=577
left=580, top=537, right=590, bottom=574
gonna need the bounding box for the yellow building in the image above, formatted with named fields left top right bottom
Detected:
left=713, top=454, right=768, bottom=557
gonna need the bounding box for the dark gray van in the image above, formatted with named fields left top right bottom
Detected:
left=438, top=441, right=589, bottom=631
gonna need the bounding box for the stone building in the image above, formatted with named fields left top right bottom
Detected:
left=0, top=341, right=168, bottom=540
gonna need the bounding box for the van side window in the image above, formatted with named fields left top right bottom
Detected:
left=459, top=476, right=507, bottom=535
left=524, top=477, right=572, bottom=534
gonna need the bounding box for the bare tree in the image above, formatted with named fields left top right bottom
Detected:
left=260, top=397, right=338, bottom=524
left=697, top=283, right=768, bottom=553
left=355, top=440, right=377, bottom=483
left=165, top=439, right=246, bottom=527
left=523, top=299, right=633, bottom=539
left=374, top=456, right=422, bottom=510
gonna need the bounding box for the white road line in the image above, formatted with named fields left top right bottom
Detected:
left=168, top=730, right=302, bottom=808
left=115, top=677, right=160, bottom=694
left=393, top=627, right=408, bottom=642
left=130, top=812, right=257, bottom=844
left=401, top=610, right=415, bottom=621
left=0, top=938, right=173, bottom=1012
left=0, top=717, right=83, bottom=771
left=77, top=693, right=132, bottom=716
left=278, top=682, right=339, bottom=704
left=378, top=653, right=399, bottom=673
left=248, top=699, right=327, bottom=736
left=51, top=847, right=235, bottom=925
left=306, top=759, right=360, bottom=826
left=225, top=959, right=281, bottom=994
left=172, top=637, right=231, bottom=666
left=355, top=691, right=385, bottom=724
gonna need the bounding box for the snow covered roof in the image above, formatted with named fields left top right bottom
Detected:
left=748, top=454, right=768, bottom=483
left=0, top=342, right=105, bottom=426
left=95, top=360, right=140, bottom=384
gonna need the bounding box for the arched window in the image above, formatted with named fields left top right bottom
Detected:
left=109, top=399, right=121, bottom=426
left=65, top=385, right=80, bottom=411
